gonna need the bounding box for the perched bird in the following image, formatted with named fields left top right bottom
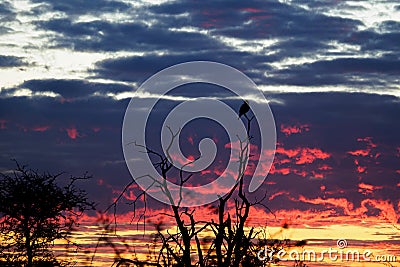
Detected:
left=238, top=100, right=250, bottom=118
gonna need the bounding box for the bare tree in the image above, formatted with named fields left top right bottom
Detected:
left=0, top=161, right=95, bottom=266
left=107, top=106, right=278, bottom=267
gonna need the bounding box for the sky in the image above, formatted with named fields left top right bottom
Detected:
left=0, top=0, right=399, bottom=265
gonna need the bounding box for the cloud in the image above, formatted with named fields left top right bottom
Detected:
left=0, top=95, right=130, bottom=204
left=30, top=0, right=130, bottom=16
left=1, top=0, right=396, bottom=97
left=295, top=148, right=330, bottom=164
left=0, top=2, right=15, bottom=22
left=19, top=79, right=133, bottom=99
left=268, top=57, right=400, bottom=87
left=292, top=195, right=399, bottom=224
left=347, top=137, right=377, bottom=157
left=27, top=0, right=399, bottom=92
left=280, top=123, right=310, bottom=136
left=358, top=182, right=383, bottom=195
left=347, top=28, right=400, bottom=54
left=3, top=90, right=397, bottom=211
left=1, top=0, right=400, bottom=222
left=274, top=145, right=331, bottom=165
left=93, top=51, right=271, bottom=83
left=36, top=18, right=222, bottom=52
left=65, top=126, right=80, bottom=139
left=0, top=119, right=7, bottom=129
left=31, top=125, right=51, bottom=132
left=348, top=149, right=369, bottom=157
left=0, top=55, right=27, bottom=67
left=152, top=0, right=361, bottom=40
left=265, top=143, right=332, bottom=180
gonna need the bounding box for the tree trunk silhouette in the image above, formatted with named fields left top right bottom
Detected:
left=25, top=227, right=33, bottom=267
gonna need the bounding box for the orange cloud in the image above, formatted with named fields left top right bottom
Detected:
left=240, top=7, right=263, bottom=13
left=268, top=191, right=289, bottom=201
left=177, top=140, right=333, bottom=182
left=362, top=199, right=398, bottom=224
left=66, top=127, right=80, bottom=139
left=296, top=195, right=354, bottom=214
left=293, top=169, right=308, bottom=177
left=295, top=148, right=330, bottom=165
left=77, top=195, right=400, bottom=232
left=286, top=195, right=399, bottom=225
left=347, top=136, right=377, bottom=157
left=358, top=183, right=383, bottom=195
left=311, top=172, right=324, bottom=179
left=224, top=140, right=259, bottom=156
left=348, top=149, right=369, bottom=157
left=319, top=164, right=332, bottom=171
left=357, top=165, right=366, bottom=173
left=275, top=146, right=300, bottom=158
left=269, top=165, right=290, bottom=175
left=0, top=119, right=7, bottom=129
left=357, top=137, right=377, bottom=148
left=354, top=159, right=367, bottom=174
left=187, top=135, right=194, bottom=145
left=280, top=123, right=310, bottom=136
left=58, top=97, right=73, bottom=103
left=32, top=125, right=50, bottom=132
left=275, top=145, right=330, bottom=164
left=263, top=143, right=332, bottom=179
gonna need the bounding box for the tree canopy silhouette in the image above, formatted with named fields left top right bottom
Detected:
left=0, top=161, right=95, bottom=267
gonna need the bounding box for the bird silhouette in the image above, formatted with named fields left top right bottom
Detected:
left=238, top=100, right=250, bottom=118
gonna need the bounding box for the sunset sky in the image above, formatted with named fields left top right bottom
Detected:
left=0, top=0, right=399, bottom=265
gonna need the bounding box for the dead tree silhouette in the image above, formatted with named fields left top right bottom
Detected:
left=107, top=103, right=281, bottom=267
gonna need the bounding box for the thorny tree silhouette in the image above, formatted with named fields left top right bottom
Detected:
left=0, top=161, right=95, bottom=267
